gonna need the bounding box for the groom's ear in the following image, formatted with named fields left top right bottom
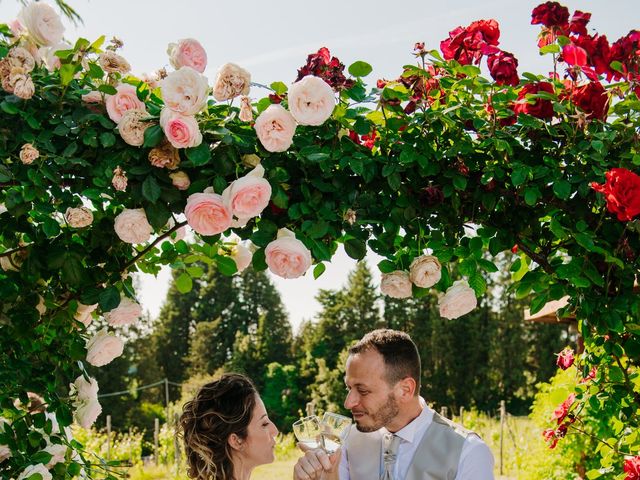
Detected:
left=396, top=377, right=417, bottom=401
left=228, top=433, right=244, bottom=451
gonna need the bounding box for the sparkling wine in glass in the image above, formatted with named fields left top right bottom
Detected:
left=320, top=412, right=352, bottom=453
left=293, top=415, right=322, bottom=449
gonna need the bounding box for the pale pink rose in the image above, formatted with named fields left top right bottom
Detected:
left=289, top=75, right=335, bottom=126
left=72, top=375, right=99, bottom=400
left=160, top=66, right=209, bottom=115
left=81, top=91, right=103, bottom=103
left=409, top=255, right=442, bottom=288
left=0, top=254, right=21, bottom=271
left=213, top=63, right=251, bottom=101
left=254, top=104, right=296, bottom=152
left=17, top=463, right=52, bottom=480
left=184, top=192, right=232, bottom=236
left=86, top=328, right=124, bottom=367
left=19, top=143, right=39, bottom=164
left=105, top=84, right=146, bottom=124
left=0, top=445, right=10, bottom=463
left=239, top=96, right=253, bottom=122
left=74, top=398, right=101, bottom=429
left=380, top=271, right=412, bottom=298
left=114, top=208, right=152, bottom=244
left=149, top=140, right=180, bottom=169
left=12, top=74, right=35, bottom=99
left=118, top=109, right=151, bottom=146
left=265, top=228, right=312, bottom=279
left=8, top=46, right=35, bottom=72
left=169, top=170, right=191, bottom=190
left=44, top=443, right=67, bottom=468
left=74, top=302, right=97, bottom=327
left=159, top=108, right=202, bottom=149
left=438, top=280, right=478, bottom=319
left=173, top=226, right=186, bottom=242
left=168, top=38, right=207, bottom=73
left=39, top=41, right=70, bottom=71
left=65, top=206, right=93, bottom=228
left=8, top=19, right=25, bottom=37
left=36, top=294, right=46, bottom=316
left=222, top=164, right=271, bottom=221
left=19, top=2, right=64, bottom=46
left=112, top=166, right=127, bottom=191
left=104, top=297, right=142, bottom=326
left=231, top=243, right=252, bottom=273
left=98, top=51, right=131, bottom=74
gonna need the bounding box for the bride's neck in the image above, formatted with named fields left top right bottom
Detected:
left=232, top=460, right=253, bottom=480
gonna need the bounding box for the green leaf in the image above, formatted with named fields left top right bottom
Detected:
left=142, top=176, right=161, bottom=203
left=251, top=248, right=267, bottom=271
left=378, top=259, right=396, bottom=273
left=477, top=258, right=498, bottom=273
left=31, top=451, right=53, bottom=465
left=307, top=221, right=329, bottom=239
left=270, top=81, right=288, bottom=95
left=59, top=64, right=77, bottom=85
left=99, top=287, right=121, bottom=311
left=468, top=271, right=486, bottom=296
left=344, top=239, right=366, bottom=260
left=100, top=132, right=116, bottom=148
left=216, top=256, right=238, bottom=276
left=98, top=84, right=117, bottom=95
left=511, top=255, right=529, bottom=282
left=143, top=124, right=163, bottom=148
left=529, top=294, right=548, bottom=315
left=348, top=61, right=373, bottom=77
left=42, top=217, right=60, bottom=238
left=61, top=254, right=85, bottom=287
left=176, top=272, right=193, bottom=293
left=185, top=142, right=211, bottom=166
left=452, top=176, right=467, bottom=191
left=313, top=263, right=326, bottom=279
left=553, top=180, right=571, bottom=200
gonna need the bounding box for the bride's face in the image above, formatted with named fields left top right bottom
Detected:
left=239, top=395, right=279, bottom=467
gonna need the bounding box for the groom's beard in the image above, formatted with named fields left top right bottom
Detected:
left=353, top=393, right=400, bottom=432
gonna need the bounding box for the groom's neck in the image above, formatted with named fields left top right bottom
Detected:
left=385, top=397, right=423, bottom=433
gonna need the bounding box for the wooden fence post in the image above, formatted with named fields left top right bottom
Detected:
left=500, top=400, right=506, bottom=476
left=106, top=415, right=111, bottom=463
left=154, top=418, right=160, bottom=466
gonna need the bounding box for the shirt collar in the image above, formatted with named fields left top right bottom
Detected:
left=383, top=398, right=434, bottom=444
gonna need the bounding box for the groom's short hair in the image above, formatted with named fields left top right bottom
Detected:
left=349, top=329, right=421, bottom=394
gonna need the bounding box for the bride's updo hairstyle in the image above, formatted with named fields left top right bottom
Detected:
left=179, top=373, right=257, bottom=480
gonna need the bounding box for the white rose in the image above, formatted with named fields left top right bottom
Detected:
left=72, top=375, right=100, bottom=400
left=43, top=443, right=67, bottom=468
left=288, top=75, right=335, bottom=126
left=18, top=2, right=64, bottom=46
left=160, top=66, right=209, bottom=115
left=39, top=41, right=70, bottom=71
left=254, top=104, right=297, bottom=153
left=17, top=463, right=52, bottom=480
left=74, top=302, right=97, bottom=327
left=74, top=397, right=101, bottom=429
left=380, top=271, right=413, bottom=298
left=114, top=208, right=152, bottom=244
left=86, top=328, right=124, bottom=367
left=438, top=280, right=478, bottom=319
left=64, top=206, right=93, bottom=228
left=213, top=63, right=251, bottom=101
left=409, top=255, right=442, bottom=288
left=104, top=297, right=142, bottom=327
left=231, top=243, right=252, bottom=273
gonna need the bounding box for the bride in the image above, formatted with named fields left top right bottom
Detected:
left=179, top=373, right=279, bottom=480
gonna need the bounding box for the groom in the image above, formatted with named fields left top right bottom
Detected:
left=293, top=329, right=494, bottom=480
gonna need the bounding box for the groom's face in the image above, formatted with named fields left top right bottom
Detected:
left=344, top=349, right=400, bottom=432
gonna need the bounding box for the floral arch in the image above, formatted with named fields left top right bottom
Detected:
left=1, top=1, right=640, bottom=478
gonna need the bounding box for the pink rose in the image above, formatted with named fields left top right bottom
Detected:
left=222, top=164, right=272, bottom=222
left=105, top=85, right=146, bottom=124
left=72, top=375, right=99, bottom=400
left=169, top=170, right=191, bottom=190
left=160, top=108, right=202, bottom=149
left=160, top=66, right=209, bottom=115
left=556, top=347, right=575, bottom=370
left=114, top=208, right=152, bottom=244
left=409, top=255, right=442, bottom=288
left=44, top=444, right=67, bottom=468
left=71, top=375, right=101, bottom=428
left=104, top=297, right=142, bottom=326
left=85, top=328, right=124, bottom=367
left=40, top=42, right=71, bottom=71
left=74, top=302, right=97, bottom=327
left=438, top=280, right=478, bottom=319
left=168, top=38, right=207, bottom=73
left=18, top=2, right=64, bottom=46
left=81, top=91, right=102, bottom=104
left=64, top=206, right=93, bottom=228
left=213, top=63, right=251, bottom=101
left=254, top=104, right=297, bottom=152
left=265, top=228, right=312, bottom=279
left=184, top=192, right=232, bottom=236
left=19, top=143, right=39, bottom=165
left=288, top=75, right=335, bottom=126
left=239, top=96, right=253, bottom=122
left=74, top=398, right=101, bottom=429
left=231, top=243, right=253, bottom=273
left=380, top=271, right=413, bottom=298
left=112, top=166, right=127, bottom=192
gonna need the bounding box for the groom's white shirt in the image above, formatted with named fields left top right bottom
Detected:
left=338, top=404, right=494, bottom=480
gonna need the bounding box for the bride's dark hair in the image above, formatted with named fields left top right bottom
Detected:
left=179, top=373, right=257, bottom=480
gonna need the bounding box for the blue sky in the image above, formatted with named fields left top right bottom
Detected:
left=1, top=0, right=638, bottom=329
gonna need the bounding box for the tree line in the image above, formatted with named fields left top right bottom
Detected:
left=94, top=258, right=569, bottom=435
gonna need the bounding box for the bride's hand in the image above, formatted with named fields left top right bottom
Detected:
left=293, top=443, right=341, bottom=480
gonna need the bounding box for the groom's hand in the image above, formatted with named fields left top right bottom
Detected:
left=293, top=443, right=341, bottom=480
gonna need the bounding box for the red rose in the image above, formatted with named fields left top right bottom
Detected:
left=296, top=47, right=354, bottom=91
left=609, top=30, right=640, bottom=81
left=513, top=82, right=555, bottom=119
left=561, top=44, right=587, bottom=66
left=531, top=2, right=570, bottom=28
left=569, top=10, right=591, bottom=36
left=624, top=455, right=640, bottom=480
left=552, top=393, right=576, bottom=424
left=487, top=50, right=519, bottom=86
left=542, top=428, right=559, bottom=449
left=591, top=168, right=640, bottom=221
left=573, top=34, right=612, bottom=77
left=572, top=81, right=609, bottom=121
left=440, top=19, right=501, bottom=65
left=556, top=347, right=575, bottom=370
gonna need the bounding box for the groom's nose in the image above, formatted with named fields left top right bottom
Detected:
left=344, top=389, right=359, bottom=409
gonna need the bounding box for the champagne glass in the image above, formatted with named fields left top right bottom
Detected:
left=319, top=412, right=352, bottom=453
left=293, top=415, right=322, bottom=449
